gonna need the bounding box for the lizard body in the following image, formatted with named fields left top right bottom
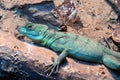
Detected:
left=18, top=23, right=120, bottom=76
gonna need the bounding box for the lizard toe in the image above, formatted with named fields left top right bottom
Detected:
left=44, top=62, right=60, bottom=76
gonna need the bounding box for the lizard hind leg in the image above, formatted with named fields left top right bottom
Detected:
left=103, top=55, right=120, bottom=70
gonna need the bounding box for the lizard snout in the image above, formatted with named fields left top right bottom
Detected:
left=16, top=26, right=20, bottom=30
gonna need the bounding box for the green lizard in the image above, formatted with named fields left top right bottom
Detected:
left=18, top=23, right=120, bottom=76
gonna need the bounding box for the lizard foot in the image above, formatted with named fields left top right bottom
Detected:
left=44, top=61, right=60, bottom=76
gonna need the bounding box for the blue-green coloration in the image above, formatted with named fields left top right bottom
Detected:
left=18, top=23, right=120, bottom=76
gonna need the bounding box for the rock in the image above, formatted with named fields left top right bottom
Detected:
left=0, top=30, right=119, bottom=79
left=0, top=0, right=120, bottom=80
left=112, top=24, right=120, bottom=42
left=0, top=0, right=52, bottom=9
left=114, top=0, right=120, bottom=7
left=53, top=0, right=83, bottom=31
left=53, top=0, right=64, bottom=7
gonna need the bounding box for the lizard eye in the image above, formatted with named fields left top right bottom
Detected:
left=27, top=25, right=33, bottom=30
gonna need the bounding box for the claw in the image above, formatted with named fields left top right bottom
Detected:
left=44, top=64, right=54, bottom=73
left=54, top=64, right=59, bottom=73
left=44, top=62, right=60, bottom=76
left=48, top=65, right=56, bottom=76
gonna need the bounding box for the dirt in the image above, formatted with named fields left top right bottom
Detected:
left=0, top=0, right=120, bottom=80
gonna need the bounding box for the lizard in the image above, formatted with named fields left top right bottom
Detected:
left=17, top=23, right=120, bottom=76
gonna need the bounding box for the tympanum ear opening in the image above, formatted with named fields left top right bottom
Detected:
left=27, top=25, right=33, bottom=30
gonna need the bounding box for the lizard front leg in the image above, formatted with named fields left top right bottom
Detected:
left=45, top=48, right=69, bottom=76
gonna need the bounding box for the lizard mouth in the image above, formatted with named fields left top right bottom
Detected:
left=17, top=27, right=26, bottom=35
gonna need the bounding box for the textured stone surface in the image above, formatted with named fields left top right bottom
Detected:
left=0, top=30, right=119, bottom=79
left=0, top=0, right=120, bottom=80
left=0, top=0, right=52, bottom=9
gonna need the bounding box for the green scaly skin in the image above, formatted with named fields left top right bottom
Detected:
left=18, top=23, right=120, bottom=76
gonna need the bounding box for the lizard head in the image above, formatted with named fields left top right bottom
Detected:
left=17, top=23, right=48, bottom=42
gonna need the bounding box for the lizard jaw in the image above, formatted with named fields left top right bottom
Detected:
left=17, top=27, right=39, bottom=39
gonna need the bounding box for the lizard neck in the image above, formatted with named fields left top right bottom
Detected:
left=32, top=28, right=49, bottom=45
left=40, top=29, right=57, bottom=47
